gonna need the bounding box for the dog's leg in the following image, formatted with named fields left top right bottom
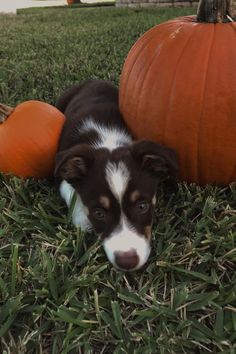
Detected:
left=59, top=180, right=93, bottom=232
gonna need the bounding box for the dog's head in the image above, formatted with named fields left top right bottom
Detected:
left=55, top=140, right=178, bottom=271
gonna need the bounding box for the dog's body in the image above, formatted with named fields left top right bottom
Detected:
left=55, top=80, right=177, bottom=271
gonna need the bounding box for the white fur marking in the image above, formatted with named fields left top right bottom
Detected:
left=152, top=195, right=157, bottom=205
left=103, top=214, right=151, bottom=270
left=59, top=180, right=92, bottom=231
left=105, top=161, right=130, bottom=203
left=79, top=117, right=132, bottom=151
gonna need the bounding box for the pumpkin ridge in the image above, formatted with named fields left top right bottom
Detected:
left=196, top=25, right=215, bottom=185
left=134, top=34, right=171, bottom=127
left=120, top=34, right=154, bottom=111
left=120, top=24, right=173, bottom=112
left=229, top=20, right=236, bottom=33
left=213, top=22, right=236, bottom=184
left=162, top=23, right=198, bottom=145
left=122, top=27, right=174, bottom=130
left=226, top=23, right=236, bottom=178
left=121, top=20, right=173, bottom=117
left=135, top=22, right=195, bottom=134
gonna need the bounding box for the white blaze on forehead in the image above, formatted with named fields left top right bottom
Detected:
left=105, top=161, right=130, bottom=203
left=103, top=214, right=151, bottom=270
left=79, top=117, right=132, bottom=151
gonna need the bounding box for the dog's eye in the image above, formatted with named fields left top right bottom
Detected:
left=136, top=201, right=149, bottom=214
left=93, top=208, right=106, bottom=220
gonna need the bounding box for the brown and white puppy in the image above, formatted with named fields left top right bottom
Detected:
left=54, top=80, right=178, bottom=271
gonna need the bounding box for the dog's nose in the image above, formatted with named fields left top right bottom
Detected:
left=114, top=249, right=139, bottom=270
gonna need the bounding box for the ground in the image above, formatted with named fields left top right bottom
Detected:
left=0, top=5, right=235, bottom=354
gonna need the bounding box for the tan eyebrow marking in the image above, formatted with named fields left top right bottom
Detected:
left=130, top=190, right=140, bottom=203
left=99, top=196, right=110, bottom=209
left=144, top=226, right=152, bottom=240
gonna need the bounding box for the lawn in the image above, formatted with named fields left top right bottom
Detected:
left=0, top=5, right=236, bottom=354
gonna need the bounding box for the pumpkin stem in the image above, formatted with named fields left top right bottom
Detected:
left=197, top=0, right=235, bottom=22
left=0, top=104, right=14, bottom=123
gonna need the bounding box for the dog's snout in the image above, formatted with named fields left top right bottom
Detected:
left=114, top=249, right=139, bottom=270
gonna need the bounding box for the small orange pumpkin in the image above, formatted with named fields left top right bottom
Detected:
left=0, top=101, right=65, bottom=179
left=119, top=0, right=236, bottom=186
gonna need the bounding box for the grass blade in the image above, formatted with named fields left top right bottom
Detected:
left=11, top=243, right=19, bottom=297
left=111, top=301, right=126, bottom=340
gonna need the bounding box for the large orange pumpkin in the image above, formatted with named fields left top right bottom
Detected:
left=0, top=101, right=65, bottom=179
left=119, top=0, right=236, bottom=186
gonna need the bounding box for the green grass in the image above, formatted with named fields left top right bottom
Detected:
left=0, top=5, right=236, bottom=354
left=17, top=2, right=116, bottom=13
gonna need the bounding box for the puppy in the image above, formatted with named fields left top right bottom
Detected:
left=54, top=80, right=178, bottom=271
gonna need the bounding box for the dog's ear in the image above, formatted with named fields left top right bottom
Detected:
left=130, top=140, right=178, bottom=179
left=54, top=144, right=95, bottom=183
